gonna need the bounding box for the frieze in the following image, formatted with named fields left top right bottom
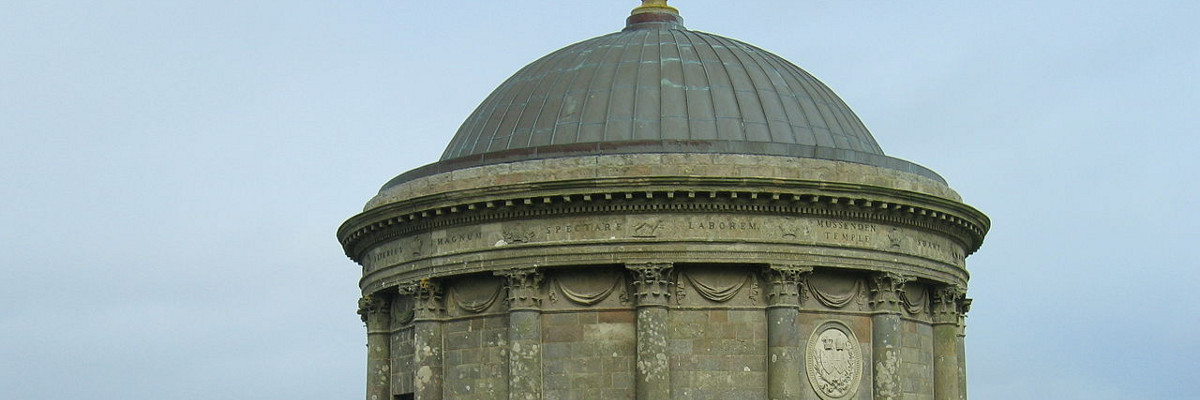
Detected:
left=360, top=214, right=967, bottom=272
left=339, top=184, right=989, bottom=263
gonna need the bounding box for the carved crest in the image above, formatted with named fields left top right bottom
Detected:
left=806, top=321, right=863, bottom=400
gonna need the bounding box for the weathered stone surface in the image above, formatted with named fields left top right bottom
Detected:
left=339, top=9, right=987, bottom=400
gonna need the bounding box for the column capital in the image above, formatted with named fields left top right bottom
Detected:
left=626, top=262, right=674, bottom=306
left=958, top=298, right=973, bottom=337
left=399, top=278, right=444, bottom=320
left=357, top=293, right=391, bottom=324
left=932, top=285, right=965, bottom=324
left=869, top=272, right=913, bottom=313
left=496, top=267, right=545, bottom=311
left=763, top=264, right=813, bottom=307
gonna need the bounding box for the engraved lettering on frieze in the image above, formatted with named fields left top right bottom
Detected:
left=816, top=219, right=877, bottom=245
left=806, top=322, right=863, bottom=400
left=914, top=236, right=963, bottom=264
left=917, top=239, right=942, bottom=252
left=542, top=222, right=624, bottom=235
left=686, top=220, right=760, bottom=231
left=435, top=231, right=482, bottom=246
left=369, top=246, right=404, bottom=266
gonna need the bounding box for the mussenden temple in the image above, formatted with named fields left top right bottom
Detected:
left=337, top=2, right=989, bottom=399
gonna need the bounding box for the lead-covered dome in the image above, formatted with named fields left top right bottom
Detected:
left=382, top=6, right=942, bottom=188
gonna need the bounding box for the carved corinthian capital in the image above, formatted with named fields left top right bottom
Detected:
left=869, top=272, right=913, bottom=313
left=932, top=285, right=965, bottom=324
left=399, top=279, right=444, bottom=319
left=958, top=298, right=973, bottom=337
left=357, top=294, right=391, bottom=324
left=626, top=262, right=674, bottom=306
left=763, top=264, right=813, bottom=306
left=497, top=267, right=544, bottom=310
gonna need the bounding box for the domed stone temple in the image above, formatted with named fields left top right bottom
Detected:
left=338, top=2, right=988, bottom=400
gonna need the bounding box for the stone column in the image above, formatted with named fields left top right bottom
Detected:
left=498, top=267, right=545, bottom=400
left=869, top=272, right=911, bottom=400
left=763, top=265, right=812, bottom=400
left=359, top=294, right=392, bottom=400
left=402, top=280, right=445, bottom=400
left=957, top=298, right=972, bottom=399
left=932, top=286, right=965, bottom=400
left=626, top=262, right=674, bottom=400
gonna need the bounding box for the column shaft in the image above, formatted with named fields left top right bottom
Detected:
left=764, top=265, right=811, bottom=400
left=869, top=273, right=910, bottom=400
left=636, top=306, right=670, bottom=399
left=499, top=268, right=544, bottom=400
left=508, top=310, right=542, bottom=399
left=767, top=307, right=801, bottom=399
left=413, top=320, right=443, bottom=400
left=404, top=281, right=444, bottom=400
left=958, top=299, right=972, bottom=400
left=932, top=286, right=965, bottom=400
left=871, top=313, right=902, bottom=400
left=360, top=295, right=392, bottom=400
left=627, top=262, right=673, bottom=400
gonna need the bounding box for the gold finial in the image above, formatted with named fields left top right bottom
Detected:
left=632, top=0, right=678, bottom=15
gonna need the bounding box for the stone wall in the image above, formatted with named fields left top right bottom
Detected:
left=390, top=327, right=415, bottom=396
left=442, top=315, right=508, bottom=399
left=899, top=320, right=934, bottom=400
left=367, top=265, right=967, bottom=400
left=542, top=311, right=636, bottom=400
left=669, top=309, right=767, bottom=399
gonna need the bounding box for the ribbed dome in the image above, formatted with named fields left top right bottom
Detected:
left=383, top=17, right=943, bottom=188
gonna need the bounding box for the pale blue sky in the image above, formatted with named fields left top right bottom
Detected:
left=2, top=1, right=1197, bottom=399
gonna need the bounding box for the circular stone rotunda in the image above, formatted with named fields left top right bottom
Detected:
left=338, top=2, right=989, bottom=400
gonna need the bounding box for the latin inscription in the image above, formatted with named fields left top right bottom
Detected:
left=917, top=239, right=942, bottom=252
left=543, top=222, right=624, bottom=234
left=687, top=220, right=760, bottom=230
left=816, top=219, right=877, bottom=245
left=916, top=237, right=965, bottom=264
left=368, top=216, right=964, bottom=269
left=436, top=231, right=482, bottom=246
left=370, top=247, right=403, bottom=264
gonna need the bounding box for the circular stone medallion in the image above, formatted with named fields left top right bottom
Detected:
left=806, top=321, right=863, bottom=400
